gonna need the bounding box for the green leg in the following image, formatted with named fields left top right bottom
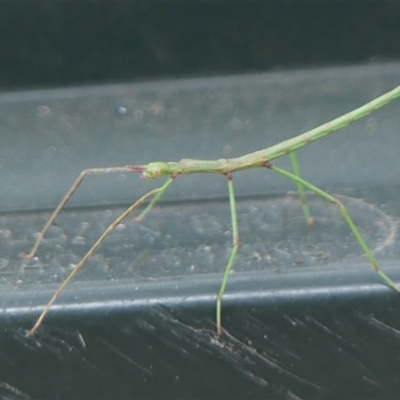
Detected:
left=135, top=177, right=175, bottom=222
left=290, top=152, right=314, bottom=226
left=216, top=174, right=240, bottom=336
left=266, top=162, right=400, bottom=292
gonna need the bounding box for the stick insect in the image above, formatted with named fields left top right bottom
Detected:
left=20, top=84, right=400, bottom=337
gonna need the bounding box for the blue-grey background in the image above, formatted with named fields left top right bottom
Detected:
left=1, top=3, right=400, bottom=91
left=1, top=4, right=400, bottom=400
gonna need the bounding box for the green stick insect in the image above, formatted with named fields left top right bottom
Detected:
left=20, top=84, right=400, bottom=337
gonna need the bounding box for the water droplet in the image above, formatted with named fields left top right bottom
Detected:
left=37, top=105, right=50, bottom=117
left=117, top=106, right=128, bottom=115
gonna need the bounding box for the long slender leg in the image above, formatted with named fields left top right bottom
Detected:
left=29, top=177, right=174, bottom=336
left=20, top=166, right=140, bottom=260
left=216, top=173, right=240, bottom=336
left=134, top=175, right=176, bottom=222
left=265, top=162, right=400, bottom=292
left=290, top=152, right=314, bottom=226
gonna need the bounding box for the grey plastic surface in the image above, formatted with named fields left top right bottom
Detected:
left=1, top=63, right=400, bottom=399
